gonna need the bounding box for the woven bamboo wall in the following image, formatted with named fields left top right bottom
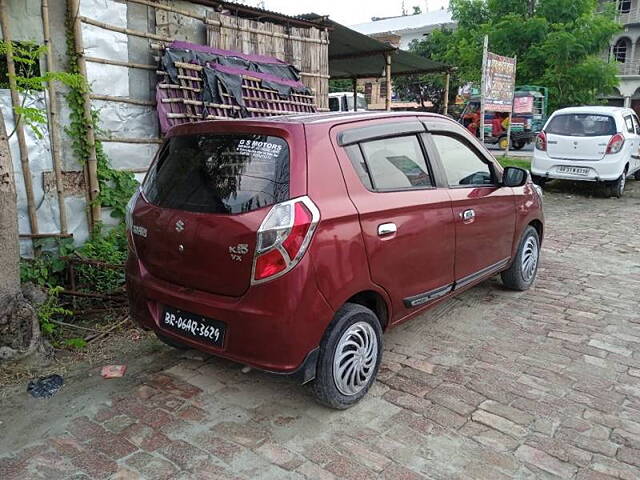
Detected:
left=205, top=11, right=329, bottom=111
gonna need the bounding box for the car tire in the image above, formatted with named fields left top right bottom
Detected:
left=531, top=175, right=547, bottom=187
left=608, top=171, right=627, bottom=198
left=156, top=332, right=190, bottom=350
left=512, top=139, right=526, bottom=150
left=501, top=226, right=540, bottom=291
left=634, top=170, right=640, bottom=181
left=311, top=303, right=383, bottom=410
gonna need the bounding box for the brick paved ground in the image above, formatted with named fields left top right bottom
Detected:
left=1, top=180, right=640, bottom=479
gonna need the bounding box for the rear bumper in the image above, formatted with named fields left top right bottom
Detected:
left=531, top=151, right=626, bottom=181
left=126, top=253, right=333, bottom=379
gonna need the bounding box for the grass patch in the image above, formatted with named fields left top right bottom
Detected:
left=496, top=156, right=531, bottom=170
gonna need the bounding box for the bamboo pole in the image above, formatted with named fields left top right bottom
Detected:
left=68, top=0, right=100, bottom=230
left=443, top=70, right=450, bottom=116
left=41, top=0, right=68, bottom=234
left=85, top=56, right=157, bottom=71
left=80, top=16, right=173, bottom=42
left=480, top=35, right=488, bottom=143
left=89, top=93, right=156, bottom=107
left=0, top=0, right=39, bottom=236
left=385, top=53, right=392, bottom=111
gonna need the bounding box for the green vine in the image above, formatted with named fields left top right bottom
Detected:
left=64, top=12, right=137, bottom=220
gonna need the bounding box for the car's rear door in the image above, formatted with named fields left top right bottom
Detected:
left=332, top=119, right=456, bottom=320
left=545, top=113, right=616, bottom=161
left=423, top=119, right=516, bottom=287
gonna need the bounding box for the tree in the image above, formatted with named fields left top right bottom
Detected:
left=393, top=29, right=462, bottom=113
left=0, top=103, right=46, bottom=365
left=406, top=0, right=620, bottom=111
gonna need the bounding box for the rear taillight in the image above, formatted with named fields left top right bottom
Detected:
left=125, top=188, right=141, bottom=254
left=606, top=133, right=625, bottom=154
left=535, top=131, right=546, bottom=151
left=252, top=196, right=320, bottom=284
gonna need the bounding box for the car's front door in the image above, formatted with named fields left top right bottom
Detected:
left=427, top=129, right=516, bottom=287
left=333, top=122, right=456, bottom=320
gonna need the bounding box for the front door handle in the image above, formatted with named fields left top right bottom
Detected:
left=378, top=223, right=397, bottom=236
left=460, top=209, right=475, bottom=222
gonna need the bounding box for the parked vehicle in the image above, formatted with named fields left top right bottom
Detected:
left=126, top=112, right=544, bottom=409
left=329, top=92, right=368, bottom=112
left=460, top=87, right=547, bottom=150
left=531, top=106, right=640, bottom=197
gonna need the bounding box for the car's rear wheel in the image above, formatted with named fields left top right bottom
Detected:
left=311, top=303, right=382, bottom=409
left=607, top=170, right=627, bottom=198
left=634, top=169, right=640, bottom=181
left=531, top=175, right=547, bottom=187
left=512, top=139, right=526, bottom=150
left=501, top=226, right=540, bottom=291
left=498, top=136, right=509, bottom=150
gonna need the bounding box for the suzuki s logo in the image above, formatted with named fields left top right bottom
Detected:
left=175, top=220, right=185, bottom=232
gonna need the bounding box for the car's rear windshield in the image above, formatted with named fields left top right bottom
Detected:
left=546, top=114, right=617, bottom=137
left=143, top=134, right=289, bottom=214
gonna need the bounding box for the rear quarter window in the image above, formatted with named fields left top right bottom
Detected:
left=546, top=114, right=616, bottom=137
left=143, top=134, right=289, bottom=214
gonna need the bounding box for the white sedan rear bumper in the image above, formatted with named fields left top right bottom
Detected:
left=531, top=150, right=627, bottom=182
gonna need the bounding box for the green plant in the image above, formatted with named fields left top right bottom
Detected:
left=37, top=286, right=72, bottom=335
left=63, top=337, right=87, bottom=349
left=20, top=237, right=75, bottom=287
left=64, top=14, right=137, bottom=221
left=74, top=223, right=127, bottom=293
left=0, top=40, right=84, bottom=139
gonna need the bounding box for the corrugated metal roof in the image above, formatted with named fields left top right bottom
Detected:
left=350, top=9, right=454, bottom=36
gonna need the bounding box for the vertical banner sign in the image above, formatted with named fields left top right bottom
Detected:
left=483, top=52, right=517, bottom=112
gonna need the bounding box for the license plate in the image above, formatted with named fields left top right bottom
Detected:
left=557, top=166, right=589, bottom=176
left=162, top=307, right=225, bottom=348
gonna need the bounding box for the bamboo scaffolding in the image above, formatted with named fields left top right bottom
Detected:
left=0, top=1, right=39, bottom=236
left=42, top=0, right=68, bottom=234
left=69, top=0, right=101, bottom=229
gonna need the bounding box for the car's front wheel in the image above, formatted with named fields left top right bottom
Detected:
left=501, top=226, right=540, bottom=291
left=311, top=303, right=382, bottom=409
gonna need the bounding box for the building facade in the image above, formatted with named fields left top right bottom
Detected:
left=605, top=0, right=640, bottom=111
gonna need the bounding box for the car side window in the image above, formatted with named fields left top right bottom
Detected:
left=632, top=115, right=640, bottom=135
left=432, top=134, right=495, bottom=187
left=358, top=135, right=434, bottom=190
left=624, top=115, right=635, bottom=134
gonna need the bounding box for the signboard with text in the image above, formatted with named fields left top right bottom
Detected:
left=483, top=52, right=516, bottom=112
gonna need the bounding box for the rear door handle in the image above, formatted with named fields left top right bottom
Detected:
left=460, top=209, right=475, bottom=222
left=378, top=223, right=397, bottom=236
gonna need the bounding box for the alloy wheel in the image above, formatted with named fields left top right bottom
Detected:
left=333, top=321, right=378, bottom=396
left=521, top=235, right=539, bottom=283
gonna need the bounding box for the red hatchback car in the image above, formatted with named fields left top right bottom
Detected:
left=126, top=112, right=544, bottom=409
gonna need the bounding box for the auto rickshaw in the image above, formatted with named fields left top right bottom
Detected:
left=459, top=86, right=548, bottom=150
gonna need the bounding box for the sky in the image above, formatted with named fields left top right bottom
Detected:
left=249, top=0, right=450, bottom=27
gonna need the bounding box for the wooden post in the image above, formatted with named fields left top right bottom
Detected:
left=0, top=0, right=39, bottom=236
left=68, top=0, right=101, bottom=230
left=443, top=70, right=450, bottom=115
left=480, top=35, right=488, bottom=143
left=352, top=78, right=357, bottom=111
left=42, top=0, right=68, bottom=234
left=385, top=52, right=392, bottom=111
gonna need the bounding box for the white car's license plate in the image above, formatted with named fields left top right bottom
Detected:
left=557, top=166, right=589, bottom=176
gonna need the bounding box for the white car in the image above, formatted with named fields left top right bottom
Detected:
left=531, top=106, right=640, bottom=197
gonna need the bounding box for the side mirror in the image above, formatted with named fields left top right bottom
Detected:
left=502, top=166, right=528, bottom=187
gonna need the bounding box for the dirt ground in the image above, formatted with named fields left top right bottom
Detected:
left=1, top=178, right=639, bottom=479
